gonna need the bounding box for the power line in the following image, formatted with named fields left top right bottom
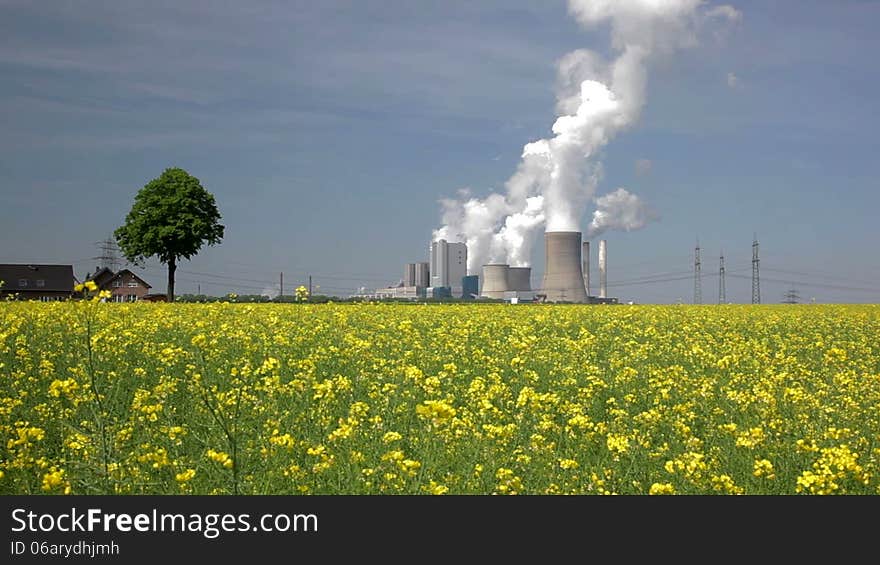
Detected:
left=729, top=274, right=879, bottom=294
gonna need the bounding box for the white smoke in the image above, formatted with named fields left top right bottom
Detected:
left=588, top=187, right=658, bottom=237
left=433, top=0, right=740, bottom=272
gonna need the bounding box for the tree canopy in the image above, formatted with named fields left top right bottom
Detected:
left=115, top=167, right=224, bottom=302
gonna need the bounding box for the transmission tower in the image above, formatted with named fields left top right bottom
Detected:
left=782, top=285, right=801, bottom=304
left=718, top=252, right=726, bottom=304
left=751, top=234, right=761, bottom=304
left=693, top=241, right=702, bottom=304
left=93, top=234, right=121, bottom=272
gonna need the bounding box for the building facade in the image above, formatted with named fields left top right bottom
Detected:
left=86, top=267, right=153, bottom=302
left=430, top=239, right=467, bottom=296
left=414, top=262, right=430, bottom=288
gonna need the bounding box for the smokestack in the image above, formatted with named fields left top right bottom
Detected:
left=480, top=264, right=510, bottom=299
left=541, top=231, right=589, bottom=303
left=598, top=239, right=607, bottom=298
left=582, top=241, right=590, bottom=296
left=507, top=267, right=532, bottom=292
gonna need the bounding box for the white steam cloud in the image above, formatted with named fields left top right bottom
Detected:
left=588, top=187, right=658, bottom=237
left=433, top=0, right=740, bottom=272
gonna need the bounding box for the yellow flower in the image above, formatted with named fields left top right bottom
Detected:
left=176, top=469, right=196, bottom=482
left=206, top=449, right=233, bottom=469
left=559, top=459, right=579, bottom=470
left=649, top=482, right=675, bottom=495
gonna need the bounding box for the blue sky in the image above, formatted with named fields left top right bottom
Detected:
left=1, top=0, right=878, bottom=303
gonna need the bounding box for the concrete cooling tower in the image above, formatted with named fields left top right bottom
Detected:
left=540, top=231, right=589, bottom=303
left=507, top=267, right=532, bottom=292
left=480, top=264, right=510, bottom=299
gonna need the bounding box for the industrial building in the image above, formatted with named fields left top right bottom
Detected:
left=430, top=239, right=467, bottom=297
left=478, top=264, right=534, bottom=302
left=529, top=232, right=616, bottom=304
left=462, top=275, right=479, bottom=299
left=539, top=231, right=590, bottom=303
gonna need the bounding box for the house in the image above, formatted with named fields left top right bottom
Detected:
left=0, top=264, right=74, bottom=301
left=86, top=267, right=153, bottom=302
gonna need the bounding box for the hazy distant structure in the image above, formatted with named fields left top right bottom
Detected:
left=414, top=262, right=430, bottom=288
left=461, top=275, right=479, bottom=299
left=541, top=231, right=589, bottom=303
left=718, top=252, right=726, bottom=304
left=693, top=241, right=702, bottom=305
left=94, top=235, right=121, bottom=272
left=782, top=285, right=800, bottom=304
left=582, top=241, right=591, bottom=296
left=480, top=264, right=510, bottom=299
left=507, top=267, right=532, bottom=292
left=404, top=263, right=417, bottom=287
left=752, top=235, right=761, bottom=304
left=598, top=239, right=607, bottom=299
left=431, top=239, right=467, bottom=296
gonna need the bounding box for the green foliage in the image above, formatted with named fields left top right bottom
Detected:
left=115, top=167, right=224, bottom=267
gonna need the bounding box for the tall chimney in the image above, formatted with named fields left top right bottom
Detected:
left=598, top=239, right=607, bottom=298
left=540, top=231, right=589, bottom=303
left=582, top=241, right=591, bottom=296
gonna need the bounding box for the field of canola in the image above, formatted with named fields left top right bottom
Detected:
left=2, top=301, right=879, bottom=495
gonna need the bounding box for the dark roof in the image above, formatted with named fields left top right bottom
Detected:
left=0, top=264, right=74, bottom=293
left=86, top=267, right=116, bottom=288
left=109, top=269, right=152, bottom=289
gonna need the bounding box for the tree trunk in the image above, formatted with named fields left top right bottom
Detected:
left=167, top=257, right=176, bottom=303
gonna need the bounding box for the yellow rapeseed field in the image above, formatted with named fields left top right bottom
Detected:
left=1, top=301, right=878, bottom=495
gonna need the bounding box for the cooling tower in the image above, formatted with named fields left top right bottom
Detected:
left=507, top=267, right=532, bottom=292
left=480, top=264, right=510, bottom=299
left=582, top=241, right=591, bottom=296
left=598, top=239, right=607, bottom=298
left=540, top=232, right=589, bottom=303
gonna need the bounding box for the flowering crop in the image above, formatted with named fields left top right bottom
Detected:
left=1, top=302, right=878, bottom=495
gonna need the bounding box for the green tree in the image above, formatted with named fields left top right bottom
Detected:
left=115, top=168, right=224, bottom=302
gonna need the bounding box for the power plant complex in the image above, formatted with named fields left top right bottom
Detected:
left=362, top=231, right=617, bottom=304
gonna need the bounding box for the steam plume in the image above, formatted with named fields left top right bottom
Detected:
left=433, top=0, right=740, bottom=272
left=588, top=187, right=658, bottom=237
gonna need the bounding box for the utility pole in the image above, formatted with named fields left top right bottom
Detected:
left=693, top=240, right=702, bottom=305
left=752, top=234, right=761, bottom=304
left=718, top=252, right=726, bottom=304
left=198, top=283, right=201, bottom=295
left=308, top=275, right=312, bottom=297
left=280, top=272, right=283, bottom=298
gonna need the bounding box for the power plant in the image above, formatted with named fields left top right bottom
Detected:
left=479, top=264, right=533, bottom=300
left=480, top=264, right=510, bottom=299
left=540, top=231, right=590, bottom=303
left=363, top=230, right=617, bottom=304
left=508, top=267, right=532, bottom=292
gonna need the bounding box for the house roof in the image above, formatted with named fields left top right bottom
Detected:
left=0, top=264, right=74, bottom=293
left=109, top=269, right=152, bottom=289
left=86, top=267, right=116, bottom=288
